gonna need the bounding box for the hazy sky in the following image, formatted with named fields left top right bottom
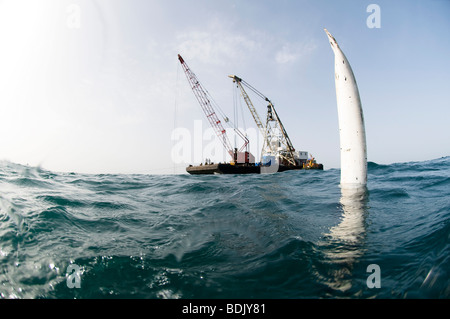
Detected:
left=0, top=0, right=449, bottom=174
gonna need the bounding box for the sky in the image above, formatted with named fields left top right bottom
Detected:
left=0, top=0, right=449, bottom=174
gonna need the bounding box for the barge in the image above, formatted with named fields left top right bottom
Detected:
left=178, top=54, right=324, bottom=176
left=186, top=158, right=323, bottom=175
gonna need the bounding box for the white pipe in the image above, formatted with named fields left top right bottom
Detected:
left=325, top=29, right=367, bottom=188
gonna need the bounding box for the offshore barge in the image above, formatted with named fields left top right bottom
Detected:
left=187, top=162, right=323, bottom=175
left=186, top=150, right=323, bottom=175
left=178, top=54, right=323, bottom=175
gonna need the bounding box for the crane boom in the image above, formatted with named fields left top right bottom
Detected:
left=266, top=100, right=297, bottom=166
left=229, top=75, right=265, bottom=137
left=229, top=75, right=297, bottom=166
left=178, top=55, right=248, bottom=161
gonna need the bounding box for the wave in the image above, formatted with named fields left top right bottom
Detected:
left=1, top=156, right=449, bottom=298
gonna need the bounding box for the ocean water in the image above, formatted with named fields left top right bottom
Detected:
left=0, top=157, right=449, bottom=299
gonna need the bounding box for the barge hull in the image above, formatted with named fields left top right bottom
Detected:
left=186, top=163, right=323, bottom=175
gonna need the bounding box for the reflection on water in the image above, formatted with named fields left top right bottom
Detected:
left=329, top=187, right=368, bottom=246
left=316, top=186, right=369, bottom=293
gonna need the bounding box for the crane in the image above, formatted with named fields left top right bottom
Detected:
left=229, top=75, right=298, bottom=166
left=178, top=55, right=249, bottom=163
left=229, top=75, right=265, bottom=138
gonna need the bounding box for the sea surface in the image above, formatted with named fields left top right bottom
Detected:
left=0, top=157, right=449, bottom=299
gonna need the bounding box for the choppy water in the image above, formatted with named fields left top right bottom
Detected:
left=0, top=157, right=449, bottom=299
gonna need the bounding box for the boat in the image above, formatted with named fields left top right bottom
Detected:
left=186, top=162, right=323, bottom=175
left=177, top=54, right=323, bottom=175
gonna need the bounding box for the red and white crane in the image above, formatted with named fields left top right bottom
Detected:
left=178, top=54, right=249, bottom=163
